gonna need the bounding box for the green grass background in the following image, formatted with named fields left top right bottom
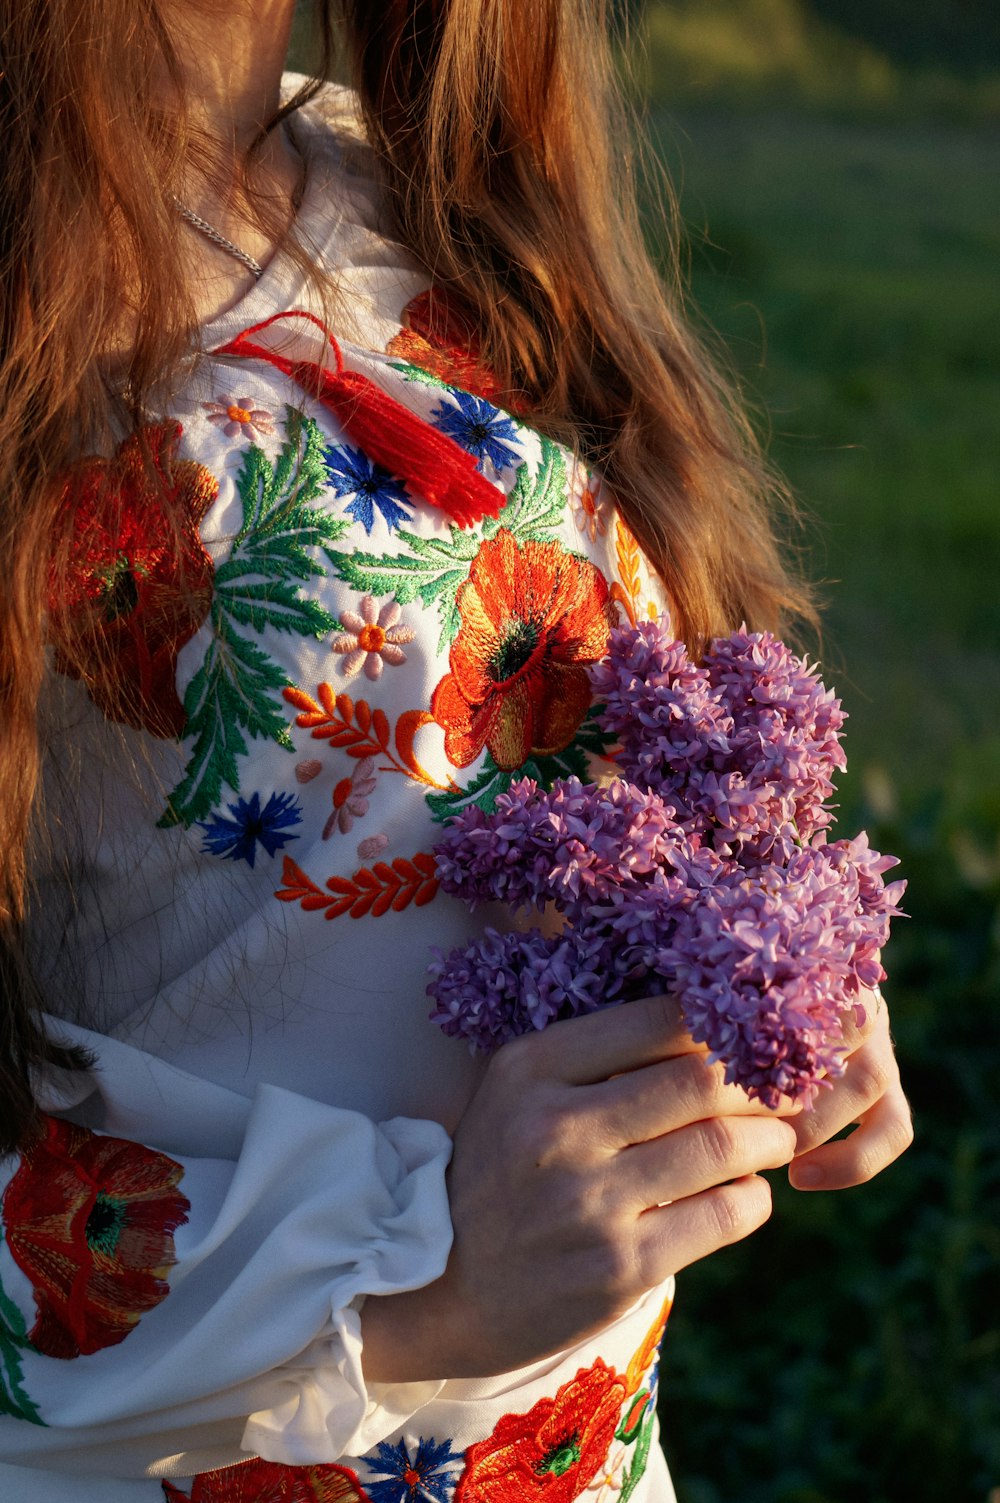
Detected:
left=647, top=104, right=1000, bottom=1503
left=292, top=4, right=1000, bottom=1496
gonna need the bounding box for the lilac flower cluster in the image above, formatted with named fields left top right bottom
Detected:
left=428, top=619, right=905, bottom=1107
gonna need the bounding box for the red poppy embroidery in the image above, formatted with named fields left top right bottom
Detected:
left=455, top=1359, right=628, bottom=1503
left=431, top=529, right=614, bottom=771
left=2, top=1116, right=189, bottom=1359
left=49, top=422, right=218, bottom=739
left=387, top=289, right=505, bottom=405
left=162, top=1458, right=371, bottom=1503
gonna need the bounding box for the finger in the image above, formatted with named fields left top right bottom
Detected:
left=791, top=1011, right=898, bottom=1159
left=589, top=1048, right=802, bottom=1152
left=635, top=1174, right=775, bottom=1282
left=512, top=993, right=706, bottom=1085
left=617, top=1113, right=798, bottom=1210
left=789, top=1085, right=913, bottom=1191
left=833, top=984, right=883, bottom=1055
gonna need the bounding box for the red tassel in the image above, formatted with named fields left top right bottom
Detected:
left=210, top=311, right=505, bottom=529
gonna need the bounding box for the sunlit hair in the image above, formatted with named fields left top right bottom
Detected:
left=0, top=0, right=814, bottom=1148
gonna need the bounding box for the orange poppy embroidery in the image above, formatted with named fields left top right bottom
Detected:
left=2, top=1116, right=189, bottom=1359
left=162, top=1457, right=371, bottom=1502
left=276, top=852, right=439, bottom=920
left=387, top=289, right=506, bottom=405
left=49, top=422, right=218, bottom=739
left=284, top=685, right=452, bottom=792
left=430, top=529, right=614, bottom=772
left=455, top=1359, right=628, bottom=1503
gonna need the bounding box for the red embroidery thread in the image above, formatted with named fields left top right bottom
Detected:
left=276, top=852, right=439, bottom=920
left=211, top=311, right=504, bottom=529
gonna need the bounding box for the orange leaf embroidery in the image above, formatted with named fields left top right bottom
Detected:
left=283, top=684, right=452, bottom=790
left=276, top=853, right=439, bottom=920
left=612, top=515, right=643, bottom=627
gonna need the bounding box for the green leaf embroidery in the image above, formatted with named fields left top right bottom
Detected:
left=619, top=1401, right=656, bottom=1503
left=480, top=435, right=567, bottom=543
left=425, top=756, right=514, bottom=823
left=0, top=1231, right=44, bottom=1426
left=387, top=359, right=455, bottom=394
left=161, top=409, right=345, bottom=828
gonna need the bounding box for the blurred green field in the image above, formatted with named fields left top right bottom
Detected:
left=648, top=107, right=1000, bottom=1503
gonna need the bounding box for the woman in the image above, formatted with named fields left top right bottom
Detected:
left=0, top=2, right=912, bottom=1498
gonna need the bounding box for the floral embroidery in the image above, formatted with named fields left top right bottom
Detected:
left=198, top=790, right=303, bottom=865
left=324, top=445, right=413, bottom=535
left=284, top=684, right=450, bottom=792
left=430, top=391, right=521, bottom=477
left=623, top=1295, right=672, bottom=1400
left=358, top=833, right=390, bottom=861
left=325, top=757, right=378, bottom=838
left=363, top=1435, right=463, bottom=1503
left=334, top=596, right=416, bottom=681
left=0, top=1233, right=44, bottom=1424
left=49, top=422, right=218, bottom=739
left=162, top=1458, right=372, bottom=1502
left=296, top=758, right=324, bottom=783
left=325, top=434, right=567, bottom=653
left=570, top=465, right=608, bottom=544
left=585, top=1442, right=629, bottom=1500
left=1, top=1116, right=188, bottom=1360
left=430, top=529, right=615, bottom=771
left=160, top=407, right=348, bottom=829
left=609, top=516, right=643, bottom=628
left=386, top=289, right=504, bottom=404
left=203, top=397, right=276, bottom=442
left=276, top=853, right=439, bottom=920
left=454, top=1359, right=628, bottom=1503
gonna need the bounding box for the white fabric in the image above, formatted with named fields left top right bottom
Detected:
left=0, top=81, right=679, bottom=1499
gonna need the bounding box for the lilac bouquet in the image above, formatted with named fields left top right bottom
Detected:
left=428, top=619, right=905, bottom=1108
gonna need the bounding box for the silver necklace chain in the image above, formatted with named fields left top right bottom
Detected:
left=172, top=198, right=264, bottom=281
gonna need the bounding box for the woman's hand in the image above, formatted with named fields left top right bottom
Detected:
left=361, top=993, right=798, bottom=1383
left=788, top=987, right=913, bottom=1191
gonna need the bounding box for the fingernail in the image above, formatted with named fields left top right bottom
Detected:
left=794, top=1164, right=825, bottom=1188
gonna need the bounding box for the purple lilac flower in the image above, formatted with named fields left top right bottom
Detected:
left=434, top=776, right=682, bottom=917
left=428, top=617, right=904, bottom=1107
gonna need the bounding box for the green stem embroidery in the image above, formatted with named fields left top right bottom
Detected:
left=0, top=1231, right=44, bottom=1426
left=160, top=407, right=349, bottom=828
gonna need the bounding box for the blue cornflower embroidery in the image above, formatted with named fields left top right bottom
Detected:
left=323, top=444, right=412, bottom=534
left=430, top=390, right=521, bottom=475
left=198, top=791, right=302, bottom=867
left=363, top=1435, right=463, bottom=1503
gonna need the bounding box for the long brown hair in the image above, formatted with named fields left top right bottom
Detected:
left=0, top=0, right=813, bottom=1150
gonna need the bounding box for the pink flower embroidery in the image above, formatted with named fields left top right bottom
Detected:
left=358, top=833, right=390, bottom=862
left=202, top=397, right=276, bottom=442
left=295, top=759, right=323, bottom=784
left=324, top=757, right=378, bottom=838
left=333, top=597, right=415, bottom=681
left=571, top=464, right=608, bottom=543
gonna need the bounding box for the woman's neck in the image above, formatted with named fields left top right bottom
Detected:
left=170, top=0, right=300, bottom=150
left=165, top=0, right=305, bottom=318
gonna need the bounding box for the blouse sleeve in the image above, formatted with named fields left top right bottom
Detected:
left=0, top=1020, right=452, bottom=1477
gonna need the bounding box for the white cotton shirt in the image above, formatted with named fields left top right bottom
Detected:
left=0, top=81, right=678, bottom=1503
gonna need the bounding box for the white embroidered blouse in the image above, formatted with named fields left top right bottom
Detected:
left=0, top=83, right=678, bottom=1503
